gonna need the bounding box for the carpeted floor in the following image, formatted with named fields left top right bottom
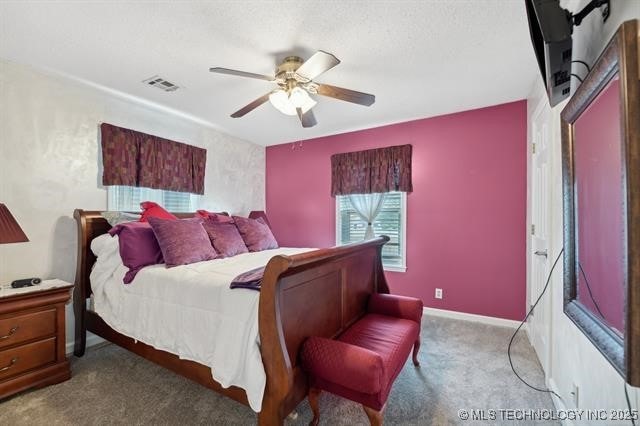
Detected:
left=0, top=315, right=557, bottom=425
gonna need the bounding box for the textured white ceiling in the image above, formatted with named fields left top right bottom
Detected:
left=0, top=1, right=538, bottom=146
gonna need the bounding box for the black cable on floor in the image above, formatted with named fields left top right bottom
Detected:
left=571, top=74, right=584, bottom=83
left=508, top=248, right=564, bottom=401
left=625, top=382, right=637, bottom=426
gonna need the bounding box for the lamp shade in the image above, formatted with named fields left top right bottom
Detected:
left=0, top=204, right=29, bottom=244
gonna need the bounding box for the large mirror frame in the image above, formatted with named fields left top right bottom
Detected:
left=561, top=19, right=639, bottom=386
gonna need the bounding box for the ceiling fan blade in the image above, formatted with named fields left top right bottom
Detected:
left=230, top=93, right=271, bottom=118
left=210, top=67, right=274, bottom=82
left=295, top=51, right=340, bottom=80
left=297, top=108, right=317, bottom=128
left=315, top=84, right=375, bottom=106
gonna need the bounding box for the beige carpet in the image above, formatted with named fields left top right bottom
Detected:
left=0, top=315, right=557, bottom=425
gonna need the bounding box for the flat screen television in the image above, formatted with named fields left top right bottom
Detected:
left=525, top=0, right=574, bottom=107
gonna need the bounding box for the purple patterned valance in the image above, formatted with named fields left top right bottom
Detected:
left=101, top=123, right=206, bottom=195
left=331, top=144, right=413, bottom=196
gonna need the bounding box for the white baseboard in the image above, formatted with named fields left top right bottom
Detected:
left=547, top=378, right=573, bottom=426
left=65, top=333, right=106, bottom=356
left=423, top=307, right=524, bottom=329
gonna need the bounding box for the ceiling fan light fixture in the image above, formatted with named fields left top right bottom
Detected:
left=269, top=87, right=316, bottom=116
left=212, top=50, right=375, bottom=127
left=289, top=87, right=316, bottom=112
left=269, top=89, right=296, bottom=116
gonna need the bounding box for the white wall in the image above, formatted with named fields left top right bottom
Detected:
left=526, top=1, right=639, bottom=424
left=0, top=58, right=265, bottom=351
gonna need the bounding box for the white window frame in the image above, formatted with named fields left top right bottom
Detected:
left=335, top=192, right=407, bottom=273
left=107, top=186, right=198, bottom=212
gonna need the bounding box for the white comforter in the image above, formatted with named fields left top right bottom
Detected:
left=90, top=234, right=312, bottom=412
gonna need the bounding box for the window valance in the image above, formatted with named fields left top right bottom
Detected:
left=101, top=123, right=206, bottom=195
left=331, top=144, right=413, bottom=196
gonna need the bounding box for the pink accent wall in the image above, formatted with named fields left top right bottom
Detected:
left=266, top=101, right=527, bottom=320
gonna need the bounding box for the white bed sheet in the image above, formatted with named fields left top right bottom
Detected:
left=90, top=233, right=313, bottom=412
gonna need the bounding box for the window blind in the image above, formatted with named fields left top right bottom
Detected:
left=337, top=192, right=404, bottom=268
left=107, top=186, right=194, bottom=212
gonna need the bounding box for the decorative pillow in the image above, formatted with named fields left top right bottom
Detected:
left=232, top=216, right=279, bottom=252
left=195, top=209, right=234, bottom=223
left=139, top=201, right=177, bottom=222
left=108, top=222, right=164, bottom=284
left=101, top=211, right=141, bottom=227
left=148, top=217, right=217, bottom=267
left=248, top=211, right=272, bottom=229
left=201, top=220, right=249, bottom=258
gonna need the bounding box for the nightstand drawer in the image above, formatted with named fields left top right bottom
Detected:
left=0, top=338, right=56, bottom=381
left=0, top=309, right=56, bottom=349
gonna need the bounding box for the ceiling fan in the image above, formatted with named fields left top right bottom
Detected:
left=210, top=50, right=375, bottom=128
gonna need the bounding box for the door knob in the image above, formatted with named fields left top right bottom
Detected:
left=534, top=250, right=548, bottom=258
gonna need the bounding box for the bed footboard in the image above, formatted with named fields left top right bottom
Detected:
left=257, top=236, right=389, bottom=425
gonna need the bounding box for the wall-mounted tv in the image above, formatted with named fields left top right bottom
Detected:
left=525, top=0, right=574, bottom=107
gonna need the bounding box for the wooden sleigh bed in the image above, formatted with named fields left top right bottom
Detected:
left=73, top=209, right=390, bottom=425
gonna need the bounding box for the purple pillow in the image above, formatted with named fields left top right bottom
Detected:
left=232, top=216, right=279, bottom=252
left=148, top=217, right=218, bottom=267
left=108, top=222, right=164, bottom=284
left=201, top=220, right=249, bottom=258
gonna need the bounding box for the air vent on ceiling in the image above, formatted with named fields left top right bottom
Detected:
left=142, top=75, right=179, bottom=92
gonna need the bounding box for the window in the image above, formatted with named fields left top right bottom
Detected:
left=336, top=191, right=407, bottom=272
left=107, top=186, right=196, bottom=212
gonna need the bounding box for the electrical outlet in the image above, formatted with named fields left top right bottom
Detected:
left=571, top=383, right=579, bottom=408
left=435, top=288, right=443, bottom=299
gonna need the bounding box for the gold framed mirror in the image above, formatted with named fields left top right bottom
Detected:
left=561, top=19, right=639, bottom=386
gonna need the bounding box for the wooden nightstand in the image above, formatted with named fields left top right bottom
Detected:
left=0, top=279, right=73, bottom=400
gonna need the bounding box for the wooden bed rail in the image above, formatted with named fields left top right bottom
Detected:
left=72, top=208, right=389, bottom=425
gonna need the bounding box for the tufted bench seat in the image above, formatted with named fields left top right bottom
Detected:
left=301, top=293, right=423, bottom=425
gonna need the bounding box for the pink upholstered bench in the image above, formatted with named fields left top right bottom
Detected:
left=301, top=293, right=423, bottom=425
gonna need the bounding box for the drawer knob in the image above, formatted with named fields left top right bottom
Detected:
left=0, top=326, right=18, bottom=340
left=0, top=357, right=18, bottom=372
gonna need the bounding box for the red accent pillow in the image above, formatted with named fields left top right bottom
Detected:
left=139, top=201, right=177, bottom=222
left=232, top=216, right=279, bottom=252
left=195, top=209, right=233, bottom=223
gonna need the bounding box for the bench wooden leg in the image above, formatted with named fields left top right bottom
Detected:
left=363, top=405, right=384, bottom=426
left=308, top=387, right=321, bottom=426
left=412, top=338, right=421, bottom=366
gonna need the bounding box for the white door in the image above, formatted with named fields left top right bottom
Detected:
left=529, top=100, right=552, bottom=374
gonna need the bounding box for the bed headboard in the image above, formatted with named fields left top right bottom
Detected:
left=74, top=210, right=111, bottom=300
